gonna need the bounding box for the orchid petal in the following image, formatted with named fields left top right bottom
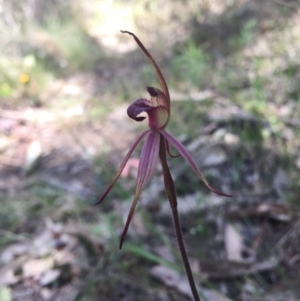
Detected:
left=95, top=129, right=152, bottom=205
left=121, top=31, right=170, bottom=110
left=147, top=87, right=168, bottom=108
left=119, top=131, right=160, bottom=249
left=127, top=99, right=155, bottom=122
left=127, top=99, right=168, bottom=129
left=160, top=129, right=232, bottom=197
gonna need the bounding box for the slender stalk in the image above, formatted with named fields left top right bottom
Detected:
left=159, top=134, right=201, bottom=301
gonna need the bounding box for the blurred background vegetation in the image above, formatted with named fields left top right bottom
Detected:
left=0, top=0, right=300, bottom=300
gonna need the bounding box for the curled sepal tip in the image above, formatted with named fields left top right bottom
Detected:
left=120, top=30, right=170, bottom=110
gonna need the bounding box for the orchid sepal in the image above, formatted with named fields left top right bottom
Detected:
left=119, top=131, right=160, bottom=249
left=159, top=129, right=232, bottom=197
left=120, top=31, right=170, bottom=107
left=95, top=129, right=152, bottom=206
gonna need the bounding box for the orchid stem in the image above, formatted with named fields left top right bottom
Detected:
left=159, top=134, right=201, bottom=301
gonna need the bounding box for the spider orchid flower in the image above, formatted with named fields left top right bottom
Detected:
left=96, top=31, right=231, bottom=249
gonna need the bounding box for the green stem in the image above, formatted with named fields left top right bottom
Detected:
left=159, top=134, right=201, bottom=301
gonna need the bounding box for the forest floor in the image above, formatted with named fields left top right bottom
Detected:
left=0, top=1, right=300, bottom=300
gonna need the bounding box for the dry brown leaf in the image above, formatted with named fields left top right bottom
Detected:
left=202, top=147, right=228, bottom=167
left=153, top=245, right=175, bottom=263
left=24, top=140, right=42, bottom=173
left=0, top=243, right=30, bottom=264
left=150, top=265, right=193, bottom=298
left=202, top=256, right=281, bottom=279
left=0, top=266, right=20, bottom=286
left=150, top=265, right=232, bottom=301
left=224, top=223, right=244, bottom=263
left=22, top=257, right=54, bottom=279
left=39, top=269, right=60, bottom=286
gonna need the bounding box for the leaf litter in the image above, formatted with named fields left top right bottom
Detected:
left=1, top=1, right=300, bottom=299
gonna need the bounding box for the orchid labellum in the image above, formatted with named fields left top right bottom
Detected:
left=97, top=30, right=232, bottom=301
